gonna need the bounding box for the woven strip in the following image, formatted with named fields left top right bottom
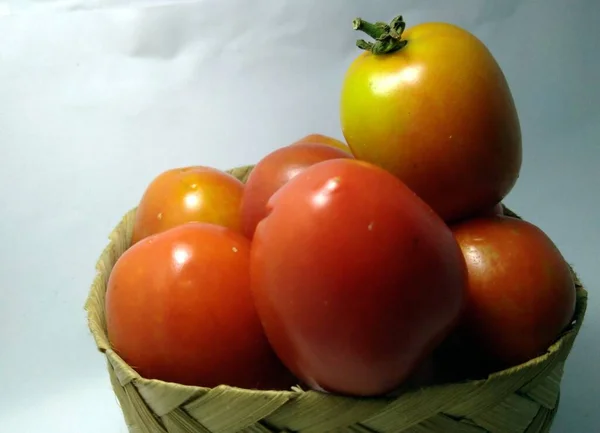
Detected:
left=85, top=165, right=588, bottom=433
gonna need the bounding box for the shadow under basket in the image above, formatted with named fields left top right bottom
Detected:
left=85, top=165, right=588, bottom=433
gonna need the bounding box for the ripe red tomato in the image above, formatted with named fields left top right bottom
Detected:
left=451, top=216, right=576, bottom=367
left=291, top=133, right=352, bottom=154
left=131, top=166, right=244, bottom=244
left=478, top=202, right=505, bottom=217
left=465, top=202, right=504, bottom=220
left=340, top=16, right=522, bottom=222
left=250, top=158, right=467, bottom=397
left=105, top=223, right=296, bottom=390
left=240, top=143, right=351, bottom=239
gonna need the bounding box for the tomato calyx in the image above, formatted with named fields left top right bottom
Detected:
left=353, top=15, right=408, bottom=55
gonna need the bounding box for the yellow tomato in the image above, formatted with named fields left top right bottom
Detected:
left=340, top=16, right=522, bottom=222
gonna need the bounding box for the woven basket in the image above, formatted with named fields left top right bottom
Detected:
left=85, top=165, right=587, bottom=433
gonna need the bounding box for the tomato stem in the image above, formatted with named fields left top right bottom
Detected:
left=353, top=15, right=408, bottom=55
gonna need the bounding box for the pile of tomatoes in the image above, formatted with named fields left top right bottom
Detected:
left=104, top=15, right=576, bottom=398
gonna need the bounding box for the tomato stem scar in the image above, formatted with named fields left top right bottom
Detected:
left=353, top=15, right=408, bottom=55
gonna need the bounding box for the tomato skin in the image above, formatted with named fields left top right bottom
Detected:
left=240, top=143, right=352, bottom=239
left=132, top=166, right=244, bottom=244
left=340, top=21, right=522, bottom=222
left=250, top=158, right=467, bottom=397
left=461, top=202, right=504, bottom=221
left=291, top=133, right=351, bottom=154
left=106, top=223, right=295, bottom=390
left=479, top=202, right=505, bottom=217
left=451, top=216, right=576, bottom=367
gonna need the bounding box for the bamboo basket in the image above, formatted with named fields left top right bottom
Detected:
left=85, top=165, right=588, bottom=433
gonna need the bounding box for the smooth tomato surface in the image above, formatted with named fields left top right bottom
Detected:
left=479, top=202, right=505, bottom=217
left=291, top=133, right=351, bottom=154
left=340, top=19, right=522, bottom=222
left=131, top=166, right=244, bottom=244
left=240, top=143, right=351, bottom=239
left=451, top=216, right=576, bottom=367
left=467, top=202, right=504, bottom=220
left=250, top=158, right=466, bottom=397
left=106, top=223, right=295, bottom=390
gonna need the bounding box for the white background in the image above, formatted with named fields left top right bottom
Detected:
left=1, top=0, right=598, bottom=432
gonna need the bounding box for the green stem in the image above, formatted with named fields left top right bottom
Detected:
left=352, top=15, right=408, bottom=55
left=352, top=18, right=389, bottom=40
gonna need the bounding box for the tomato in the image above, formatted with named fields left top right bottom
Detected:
left=240, top=143, right=352, bottom=239
left=451, top=216, right=576, bottom=367
left=105, top=223, right=296, bottom=390
left=250, top=158, right=466, bottom=397
left=478, top=202, right=505, bottom=217
left=340, top=15, right=522, bottom=222
left=291, top=133, right=351, bottom=154
left=131, top=166, right=244, bottom=244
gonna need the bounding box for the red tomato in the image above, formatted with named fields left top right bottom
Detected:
left=240, top=143, right=351, bottom=239
left=106, top=223, right=296, bottom=390
left=451, top=216, right=576, bottom=367
left=132, top=166, right=244, bottom=244
left=470, top=202, right=505, bottom=219
left=250, top=158, right=467, bottom=397
left=291, top=133, right=352, bottom=154
left=482, top=202, right=505, bottom=217
left=340, top=16, right=522, bottom=222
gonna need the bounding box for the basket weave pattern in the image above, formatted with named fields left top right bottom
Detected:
left=85, top=166, right=587, bottom=433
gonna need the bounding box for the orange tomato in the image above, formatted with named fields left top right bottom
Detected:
left=340, top=16, right=522, bottom=222
left=291, top=133, right=351, bottom=154
left=477, top=202, right=505, bottom=217
left=131, top=166, right=244, bottom=244
left=106, top=222, right=296, bottom=390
